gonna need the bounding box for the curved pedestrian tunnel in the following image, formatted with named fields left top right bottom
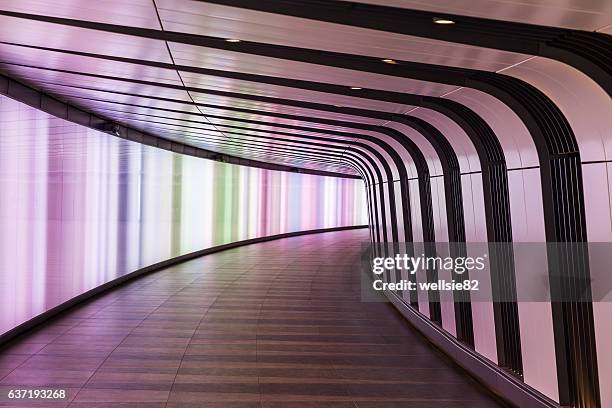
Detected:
left=0, top=229, right=502, bottom=407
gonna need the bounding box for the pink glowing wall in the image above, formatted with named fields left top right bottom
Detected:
left=0, top=94, right=368, bottom=336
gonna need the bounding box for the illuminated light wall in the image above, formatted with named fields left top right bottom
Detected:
left=0, top=94, right=367, bottom=336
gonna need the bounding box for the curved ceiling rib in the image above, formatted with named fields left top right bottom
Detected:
left=197, top=0, right=611, bottom=95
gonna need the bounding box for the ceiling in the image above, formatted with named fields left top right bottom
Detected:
left=0, top=0, right=609, bottom=176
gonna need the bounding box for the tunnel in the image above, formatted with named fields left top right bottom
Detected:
left=0, top=1, right=610, bottom=407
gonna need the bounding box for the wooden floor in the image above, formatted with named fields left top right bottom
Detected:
left=0, top=229, right=504, bottom=407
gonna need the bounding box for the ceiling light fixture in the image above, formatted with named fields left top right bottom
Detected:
left=433, top=17, right=455, bottom=25
left=382, top=59, right=398, bottom=64
left=350, top=86, right=362, bottom=90
left=225, top=38, right=241, bottom=43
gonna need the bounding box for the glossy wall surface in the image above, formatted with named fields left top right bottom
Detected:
left=0, top=94, right=368, bottom=337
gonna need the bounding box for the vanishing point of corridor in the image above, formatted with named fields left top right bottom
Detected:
left=0, top=230, right=503, bottom=407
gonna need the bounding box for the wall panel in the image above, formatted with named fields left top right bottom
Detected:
left=0, top=94, right=368, bottom=336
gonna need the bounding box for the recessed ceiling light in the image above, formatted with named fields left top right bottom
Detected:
left=350, top=86, right=362, bottom=90
left=382, top=59, right=398, bottom=64
left=433, top=17, right=455, bottom=25
left=225, top=38, right=241, bottom=43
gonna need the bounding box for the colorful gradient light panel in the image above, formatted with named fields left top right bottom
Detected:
left=0, top=94, right=368, bottom=336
